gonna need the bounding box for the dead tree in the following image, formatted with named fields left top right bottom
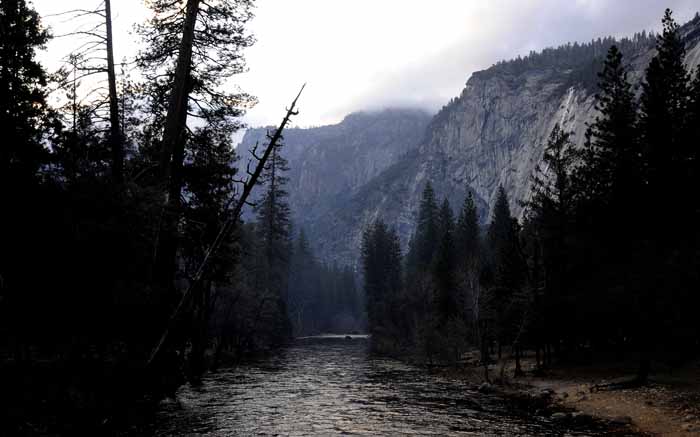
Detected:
left=49, top=0, right=124, bottom=184
left=146, top=85, right=306, bottom=368
left=104, top=0, right=123, bottom=184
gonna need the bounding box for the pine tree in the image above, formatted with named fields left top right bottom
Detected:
left=51, top=107, right=110, bottom=184
left=687, top=67, right=700, bottom=351
left=361, top=219, right=402, bottom=343
left=181, top=123, right=240, bottom=344
left=488, top=186, right=514, bottom=270
left=181, top=127, right=238, bottom=378
left=636, top=8, right=692, bottom=383
left=570, top=45, right=648, bottom=372
left=524, top=125, right=579, bottom=364
left=0, top=0, right=50, bottom=184
left=255, top=139, right=292, bottom=341
left=287, top=228, right=318, bottom=335
left=686, top=66, right=700, bottom=209
left=0, top=1, right=54, bottom=368
left=456, top=190, right=479, bottom=265
left=413, top=181, right=439, bottom=269
left=433, top=199, right=456, bottom=323
left=528, top=125, right=577, bottom=227
left=139, top=0, right=255, bottom=306
left=579, top=45, right=640, bottom=214
left=138, top=0, right=255, bottom=185
left=640, top=9, right=689, bottom=208
left=487, top=187, right=525, bottom=358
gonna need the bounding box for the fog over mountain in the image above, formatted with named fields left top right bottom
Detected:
left=35, top=0, right=700, bottom=127
left=238, top=14, right=700, bottom=265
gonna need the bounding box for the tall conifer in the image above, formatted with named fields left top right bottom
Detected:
left=0, top=0, right=50, bottom=184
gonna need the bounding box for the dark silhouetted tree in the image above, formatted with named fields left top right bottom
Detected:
left=0, top=0, right=50, bottom=184
left=456, top=190, right=479, bottom=265
left=362, top=219, right=402, bottom=350
left=410, top=182, right=439, bottom=271
left=433, top=198, right=456, bottom=324
left=138, top=0, right=255, bottom=310
left=255, top=139, right=292, bottom=342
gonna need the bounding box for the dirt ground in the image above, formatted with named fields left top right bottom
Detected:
left=516, top=359, right=700, bottom=436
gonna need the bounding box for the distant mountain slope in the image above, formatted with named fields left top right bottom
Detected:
left=239, top=15, right=700, bottom=266
left=235, top=108, right=432, bottom=226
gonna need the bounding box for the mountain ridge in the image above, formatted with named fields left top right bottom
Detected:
left=237, top=14, right=700, bottom=266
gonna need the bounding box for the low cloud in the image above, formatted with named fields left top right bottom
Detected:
left=35, top=0, right=700, bottom=128
left=240, top=0, right=699, bottom=127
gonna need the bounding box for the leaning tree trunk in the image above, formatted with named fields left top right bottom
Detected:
left=159, top=0, right=200, bottom=180
left=153, top=0, right=201, bottom=304
left=146, top=85, right=306, bottom=368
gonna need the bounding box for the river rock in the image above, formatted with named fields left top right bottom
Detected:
left=682, top=423, right=699, bottom=433
left=551, top=412, right=569, bottom=422
left=571, top=412, right=592, bottom=424
left=610, top=416, right=633, bottom=426
left=539, top=388, right=556, bottom=398
left=478, top=382, right=494, bottom=394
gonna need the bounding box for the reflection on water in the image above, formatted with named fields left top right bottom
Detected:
left=147, top=337, right=626, bottom=436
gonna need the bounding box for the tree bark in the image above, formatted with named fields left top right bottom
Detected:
left=160, top=0, right=200, bottom=182
left=104, top=0, right=123, bottom=185
left=153, top=0, right=201, bottom=301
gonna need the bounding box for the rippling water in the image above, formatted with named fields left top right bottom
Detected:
left=146, top=337, right=627, bottom=436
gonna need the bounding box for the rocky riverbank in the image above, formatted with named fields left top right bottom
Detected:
left=522, top=364, right=700, bottom=436
left=463, top=355, right=700, bottom=436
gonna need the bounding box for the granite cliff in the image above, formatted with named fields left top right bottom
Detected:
left=237, top=15, right=700, bottom=266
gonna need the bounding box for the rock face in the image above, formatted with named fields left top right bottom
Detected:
left=238, top=15, right=700, bottom=266
left=235, top=108, right=432, bottom=224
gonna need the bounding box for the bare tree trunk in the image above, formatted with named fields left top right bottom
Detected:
left=104, top=0, right=123, bottom=185
left=160, top=0, right=200, bottom=181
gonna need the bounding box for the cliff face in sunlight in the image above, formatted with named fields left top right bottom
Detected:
left=240, top=16, right=700, bottom=266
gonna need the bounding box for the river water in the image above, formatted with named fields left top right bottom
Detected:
left=146, top=336, right=631, bottom=436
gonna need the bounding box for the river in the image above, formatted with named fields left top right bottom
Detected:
left=145, top=336, right=632, bottom=436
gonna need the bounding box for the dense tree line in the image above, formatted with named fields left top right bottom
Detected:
left=0, top=0, right=313, bottom=433
left=484, top=31, right=657, bottom=77
left=362, top=10, right=700, bottom=381
left=288, top=229, right=363, bottom=336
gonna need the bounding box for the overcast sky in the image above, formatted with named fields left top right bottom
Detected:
left=35, top=0, right=699, bottom=128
